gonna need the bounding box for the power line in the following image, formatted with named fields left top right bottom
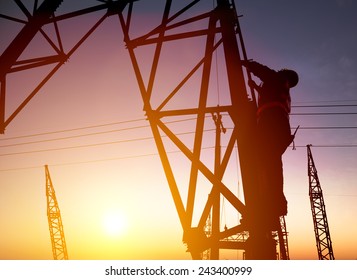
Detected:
left=291, top=112, right=357, bottom=116
left=0, top=103, right=356, bottom=152
left=0, top=124, right=355, bottom=153
left=0, top=124, right=150, bottom=148
left=294, top=144, right=357, bottom=148
left=1, top=143, right=356, bottom=172
left=293, top=126, right=357, bottom=130
left=1, top=123, right=356, bottom=150
left=0, top=153, right=160, bottom=172
left=0, top=135, right=154, bottom=157
left=1, top=121, right=356, bottom=149
left=0, top=128, right=217, bottom=157
left=0, top=118, right=146, bottom=141
left=292, top=104, right=357, bottom=108
left=1, top=103, right=356, bottom=142
left=0, top=147, right=191, bottom=172
left=0, top=101, right=355, bottom=144
left=0, top=117, right=198, bottom=144
left=292, top=98, right=357, bottom=105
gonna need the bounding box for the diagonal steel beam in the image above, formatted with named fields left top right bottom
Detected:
left=0, top=0, right=63, bottom=80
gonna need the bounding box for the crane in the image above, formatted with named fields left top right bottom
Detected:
left=45, top=165, right=68, bottom=260
left=307, top=145, right=335, bottom=260
left=1, top=0, right=291, bottom=259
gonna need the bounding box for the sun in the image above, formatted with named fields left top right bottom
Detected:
left=102, top=211, right=128, bottom=237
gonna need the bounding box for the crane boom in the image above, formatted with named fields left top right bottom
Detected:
left=307, top=145, right=335, bottom=260
left=45, top=165, right=68, bottom=260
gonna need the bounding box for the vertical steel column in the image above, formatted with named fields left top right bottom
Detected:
left=0, top=79, right=5, bottom=133
left=216, top=0, right=258, bottom=215
left=216, top=0, right=276, bottom=259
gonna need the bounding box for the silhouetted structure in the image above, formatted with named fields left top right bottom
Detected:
left=307, top=145, right=335, bottom=260
left=45, top=165, right=68, bottom=260
left=277, top=216, right=290, bottom=260
left=1, top=0, right=295, bottom=259
left=241, top=60, right=298, bottom=231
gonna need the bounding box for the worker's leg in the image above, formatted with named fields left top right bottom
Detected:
left=256, top=110, right=291, bottom=229
left=265, top=152, right=287, bottom=217
left=258, top=149, right=286, bottom=230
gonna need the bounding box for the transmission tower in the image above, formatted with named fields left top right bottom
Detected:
left=45, top=165, right=68, bottom=260
left=1, top=0, right=290, bottom=259
left=307, top=145, right=334, bottom=260
left=121, top=0, right=278, bottom=260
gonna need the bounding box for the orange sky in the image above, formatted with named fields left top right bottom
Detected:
left=0, top=1, right=356, bottom=260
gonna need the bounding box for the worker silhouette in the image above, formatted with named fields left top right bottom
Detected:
left=242, top=60, right=299, bottom=230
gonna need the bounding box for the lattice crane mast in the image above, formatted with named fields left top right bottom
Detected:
left=307, top=145, right=335, bottom=260
left=45, top=165, right=68, bottom=260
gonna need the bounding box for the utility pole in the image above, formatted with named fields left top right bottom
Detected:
left=307, top=145, right=335, bottom=260
left=45, top=165, right=68, bottom=260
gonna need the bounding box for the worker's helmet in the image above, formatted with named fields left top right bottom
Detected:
left=279, top=69, right=299, bottom=88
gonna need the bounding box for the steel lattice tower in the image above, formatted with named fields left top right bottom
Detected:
left=1, top=0, right=291, bottom=259
left=45, top=165, right=68, bottom=260
left=307, top=145, right=334, bottom=260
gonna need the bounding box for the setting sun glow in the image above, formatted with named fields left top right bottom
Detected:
left=102, top=211, right=128, bottom=237
left=0, top=1, right=356, bottom=261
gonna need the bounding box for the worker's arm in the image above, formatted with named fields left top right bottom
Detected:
left=242, top=60, right=277, bottom=83
left=248, top=79, right=260, bottom=92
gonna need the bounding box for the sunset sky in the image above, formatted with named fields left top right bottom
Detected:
left=0, top=0, right=356, bottom=260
